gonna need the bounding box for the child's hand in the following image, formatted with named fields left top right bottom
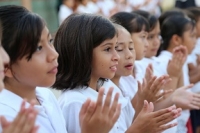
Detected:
left=80, top=87, right=121, bottom=133
left=144, top=63, right=154, bottom=82
left=127, top=100, right=181, bottom=133
left=167, top=46, right=187, bottom=78
left=1, top=100, right=39, bottom=133
left=172, top=84, right=200, bottom=110
left=188, top=55, right=200, bottom=83
left=137, top=75, right=172, bottom=103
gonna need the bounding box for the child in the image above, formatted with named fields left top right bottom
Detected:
left=0, top=5, right=120, bottom=133
left=110, top=12, right=149, bottom=91
left=158, top=15, right=197, bottom=133
left=58, top=0, right=74, bottom=25
left=104, top=23, right=181, bottom=132
left=53, top=13, right=182, bottom=133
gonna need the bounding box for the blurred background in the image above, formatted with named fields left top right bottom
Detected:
left=0, top=0, right=199, bottom=34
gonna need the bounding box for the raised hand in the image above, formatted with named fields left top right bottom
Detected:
left=172, top=84, right=200, bottom=110
left=80, top=87, right=121, bottom=133
left=137, top=75, right=172, bottom=103
left=1, top=100, right=39, bottom=133
left=167, top=46, right=187, bottom=78
left=127, top=100, right=181, bottom=133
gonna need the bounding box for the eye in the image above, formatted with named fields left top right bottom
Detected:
left=36, top=46, right=42, bottom=51
left=148, top=36, right=153, bottom=40
left=116, top=49, right=123, bottom=52
left=104, top=47, right=111, bottom=52
left=49, top=39, right=54, bottom=45
left=129, top=48, right=134, bottom=51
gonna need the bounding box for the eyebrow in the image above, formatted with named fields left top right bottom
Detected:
left=101, top=43, right=113, bottom=47
left=117, top=41, right=133, bottom=45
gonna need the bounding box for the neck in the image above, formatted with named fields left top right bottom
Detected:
left=89, top=76, right=98, bottom=91
left=111, top=75, right=120, bottom=87
left=166, top=42, right=176, bottom=53
left=4, top=78, right=38, bottom=104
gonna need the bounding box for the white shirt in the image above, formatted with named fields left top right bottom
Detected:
left=87, top=1, right=100, bottom=14
left=157, top=50, right=190, bottom=133
left=97, top=0, right=116, bottom=17
left=0, top=88, right=67, bottom=133
left=58, top=85, right=121, bottom=133
left=103, top=80, right=135, bottom=131
left=58, top=4, right=73, bottom=25
left=119, top=75, right=138, bottom=100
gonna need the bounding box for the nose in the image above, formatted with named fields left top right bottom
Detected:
left=47, top=45, right=59, bottom=63
left=112, top=49, right=120, bottom=62
left=126, top=49, right=133, bottom=59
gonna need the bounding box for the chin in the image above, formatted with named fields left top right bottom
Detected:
left=104, top=74, right=115, bottom=79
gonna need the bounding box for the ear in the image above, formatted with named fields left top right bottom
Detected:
left=4, top=65, right=14, bottom=78
left=171, top=34, right=182, bottom=47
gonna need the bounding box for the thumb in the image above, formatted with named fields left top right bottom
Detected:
left=148, top=102, right=154, bottom=112
left=141, top=100, right=149, bottom=113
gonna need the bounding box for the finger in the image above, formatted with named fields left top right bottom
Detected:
left=102, top=87, right=114, bottom=114
left=31, top=125, right=39, bottom=133
left=152, top=106, right=174, bottom=117
left=80, top=99, right=91, bottom=117
left=149, top=102, right=154, bottom=112
left=21, top=110, right=38, bottom=133
left=156, top=123, right=177, bottom=132
left=112, top=104, right=121, bottom=124
left=137, top=81, right=142, bottom=93
left=188, top=63, right=196, bottom=71
left=180, top=84, right=193, bottom=90
left=96, top=87, right=104, bottom=112
left=83, top=101, right=96, bottom=121
left=150, top=76, right=163, bottom=93
left=141, top=100, right=149, bottom=113
left=0, top=116, right=10, bottom=128
left=108, top=93, right=119, bottom=118
left=148, top=76, right=157, bottom=90
left=7, top=100, right=27, bottom=132
left=155, top=109, right=178, bottom=123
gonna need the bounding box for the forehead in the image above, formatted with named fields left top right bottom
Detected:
left=118, top=28, right=131, bottom=40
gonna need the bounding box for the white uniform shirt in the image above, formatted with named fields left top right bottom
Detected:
left=157, top=50, right=190, bottom=133
left=119, top=75, right=138, bottom=100
left=0, top=88, right=67, bottom=133
left=58, top=85, right=122, bottom=133
left=103, top=80, right=135, bottom=131
left=58, top=4, right=73, bottom=25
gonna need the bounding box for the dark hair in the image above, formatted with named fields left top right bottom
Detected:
left=186, top=7, right=200, bottom=22
left=0, top=5, right=45, bottom=65
left=110, top=12, right=149, bottom=33
left=53, top=13, right=117, bottom=90
left=133, top=10, right=158, bottom=31
left=159, top=8, right=185, bottom=26
left=160, top=16, right=195, bottom=52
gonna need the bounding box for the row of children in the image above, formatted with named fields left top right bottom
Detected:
left=58, top=0, right=161, bottom=25
left=0, top=4, right=200, bottom=133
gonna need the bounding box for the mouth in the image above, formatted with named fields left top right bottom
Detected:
left=110, top=64, right=118, bottom=72
left=48, top=66, right=58, bottom=74
left=125, top=63, right=133, bottom=70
